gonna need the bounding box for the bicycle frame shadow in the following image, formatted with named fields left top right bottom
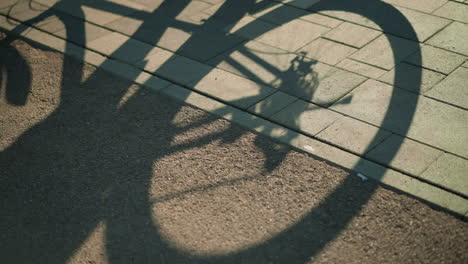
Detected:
left=0, top=0, right=421, bottom=263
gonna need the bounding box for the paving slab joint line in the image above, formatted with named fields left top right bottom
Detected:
left=320, top=35, right=372, bottom=49
left=326, top=75, right=369, bottom=107
left=423, top=92, right=468, bottom=112
left=2, top=13, right=467, bottom=216
left=361, top=132, right=394, bottom=155
left=423, top=20, right=455, bottom=45
left=415, top=150, right=446, bottom=181
left=347, top=57, right=393, bottom=72
left=402, top=60, right=450, bottom=76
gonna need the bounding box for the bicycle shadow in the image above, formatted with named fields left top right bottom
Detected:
left=0, top=0, right=422, bottom=263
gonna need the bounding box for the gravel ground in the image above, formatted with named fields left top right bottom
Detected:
left=1, top=35, right=467, bottom=264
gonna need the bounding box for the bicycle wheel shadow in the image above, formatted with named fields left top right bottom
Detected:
left=0, top=0, right=423, bottom=263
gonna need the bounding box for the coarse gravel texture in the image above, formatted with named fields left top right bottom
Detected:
left=1, top=34, right=467, bottom=264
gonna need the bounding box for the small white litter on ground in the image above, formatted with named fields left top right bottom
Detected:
left=357, top=173, right=368, bottom=181
left=303, top=145, right=315, bottom=152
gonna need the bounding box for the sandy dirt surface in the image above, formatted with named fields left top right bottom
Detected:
left=1, top=35, right=467, bottom=264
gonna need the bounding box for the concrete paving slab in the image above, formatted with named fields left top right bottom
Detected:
left=366, top=134, right=443, bottom=176
left=104, top=15, right=246, bottom=62
left=1, top=0, right=48, bottom=16
left=278, top=62, right=366, bottom=107
left=274, top=0, right=323, bottom=9
left=32, top=0, right=57, bottom=7
left=250, top=1, right=309, bottom=25
left=161, top=84, right=290, bottom=139
left=132, top=45, right=174, bottom=69
left=407, top=98, right=468, bottom=159
left=376, top=166, right=468, bottom=216
left=32, top=16, right=67, bottom=35
left=5, top=8, right=468, bottom=218
left=0, top=0, right=17, bottom=13
left=255, top=19, right=329, bottom=52
left=134, top=72, right=171, bottom=92
left=64, top=42, right=107, bottom=67
left=383, top=0, right=447, bottom=13
left=159, top=0, right=213, bottom=21
left=8, top=3, right=53, bottom=23
left=161, top=84, right=226, bottom=113
left=247, top=91, right=297, bottom=117
left=145, top=1, right=217, bottom=27
left=102, top=15, right=147, bottom=38
left=425, top=67, right=468, bottom=109
left=163, top=86, right=286, bottom=139
left=433, top=1, right=468, bottom=23
left=2, top=4, right=66, bottom=37
left=274, top=131, right=468, bottom=217
left=379, top=63, right=445, bottom=94
left=106, top=0, right=148, bottom=11
left=252, top=2, right=342, bottom=29
left=404, top=44, right=466, bottom=74
left=0, top=14, right=20, bottom=30
left=224, top=15, right=277, bottom=41
left=336, top=59, right=387, bottom=79
left=307, top=4, right=380, bottom=30
left=97, top=59, right=171, bottom=91
left=99, top=59, right=145, bottom=82
left=45, top=0, right=243, bottom=62
left=316, top=115, right=392, bottom=155
left=174, top=10, right=216, bottom=27
left=190, top=68, right=276, bottom=109
left=15, top=26, right=66, bottom=52
left=6, top=7, right=83, bottom=39
left=299, top=10, right=343, bottom=28
left=138, top=52, right=213, bottom=86
left=53, top=1, right=135, bottom=26
left=420, top=153, right=468, bottom=196
left=270, top=99, right=342, bottom=135
left=208, top=40, right=298, bottom=86
left=323, top=22, right=381, bottom=48
left=54, top=19, right=114, bottom=46
left=426, top=22, right=468, bottom=55
left=168, top=27, right=247, bottom=62
left=349, top=34, right=419, bottom=70
left=309, top=2, right=450, bottom=41
left=209, top=40, right=366, bottom=107
left=299, top=37, right=357, bottom=65
left=87, top=31, right=155, bottom=62
left=331, top=79, right=468, bottom=158
left=202, top=1, right=258, bottom=22
left=85, top=31, right=130, bottom=56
